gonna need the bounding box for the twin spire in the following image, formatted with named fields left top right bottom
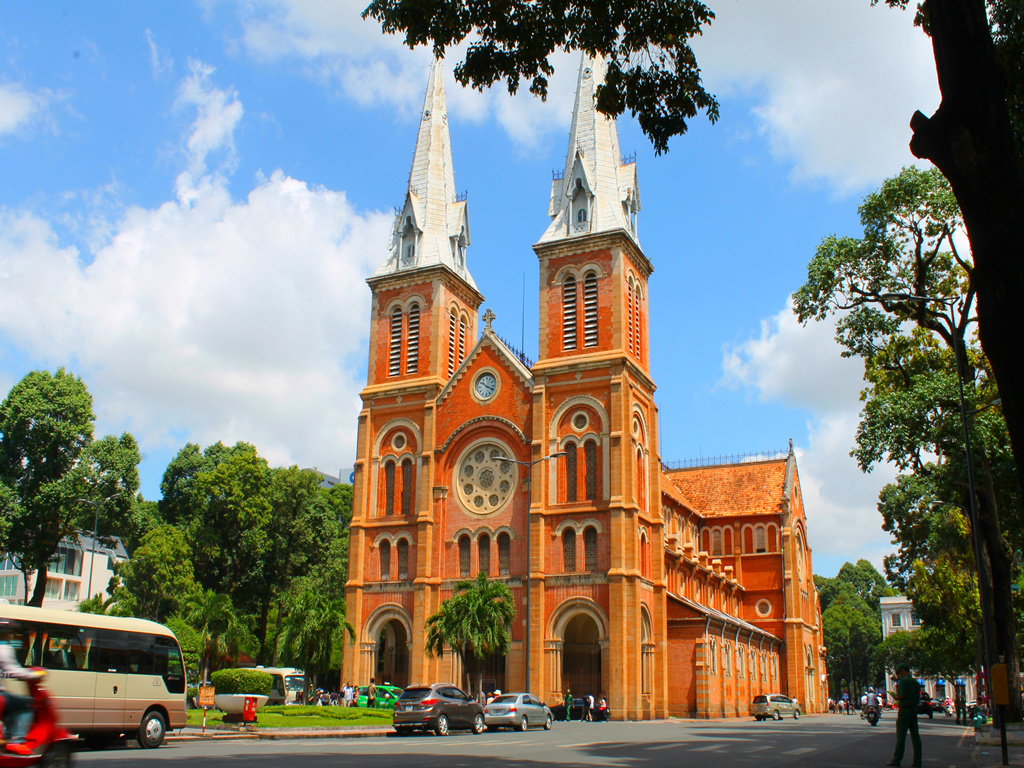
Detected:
left=370, top=58, right=476, bottom=288
left=371, top=55, right=641, bottom=283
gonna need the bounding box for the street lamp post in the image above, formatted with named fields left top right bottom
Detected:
left=496, top=451, right=565, bottom=694
left=77, top=498, right=108, bottom=602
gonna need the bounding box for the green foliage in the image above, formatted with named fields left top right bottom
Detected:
left=425, top=571, right=515, bottom=698
left=0, top=369, right=140, bottom=606
left=183, top=588, right=241, bottom=683
left=817, top=561, right=887, bottom=697
left=362, top=0, right=718, bottom=154
left=210, top=668, right=273, bottom=696
left=118, top=525, right=198, bottom=622
left=277, top=587, right=354, bottom=693
left=166, top=616, right=201, bottom=683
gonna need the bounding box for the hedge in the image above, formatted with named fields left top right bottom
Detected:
left=209, top=669, right=273, bottom=696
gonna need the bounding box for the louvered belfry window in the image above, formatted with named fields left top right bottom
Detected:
left=458, top=316, right=467, bottom=364
left=583, top=272, right=598, bottom=347
left=627, top=280, right=635, bottom=356
left=389, top=307, right=403, bottom=376
left=563, top=276, right=577, bottom=350
left=406, top=304, right=419, bottom=373
left=448, top=311, right=457, bottom=376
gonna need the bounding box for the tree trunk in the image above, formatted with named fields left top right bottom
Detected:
left=909, top=0, right=1024, bottom=723
left=28, top=565, right=48, bottom=607
left=255, top=602, right=270, bottom=666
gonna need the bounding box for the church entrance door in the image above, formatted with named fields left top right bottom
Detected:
left=376, top=619, right=410, bottom=688
left=561, top=613, right=602, bottom=697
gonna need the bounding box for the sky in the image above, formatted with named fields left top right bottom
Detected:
left=0, top=0, right=942, bottom=578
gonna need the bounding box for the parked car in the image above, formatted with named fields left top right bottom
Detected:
left=356, top=684, right=403, bottom=709
left=918, top=691, right=937, bottom=719
left=752, top=693, right=801, bottom=721
left=392, top=683, right=486, bottom=736
left=484, top=693, right=553, bottom=731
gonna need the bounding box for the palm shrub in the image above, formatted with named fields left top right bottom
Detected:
left=424, top=571, right=515, bottom=700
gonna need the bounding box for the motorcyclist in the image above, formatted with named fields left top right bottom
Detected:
left=0, top=618, right=44, bottom=746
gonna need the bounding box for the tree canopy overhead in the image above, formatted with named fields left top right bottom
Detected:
left=362, top=0, right=718, bottom=153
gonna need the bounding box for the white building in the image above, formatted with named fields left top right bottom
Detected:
left=0, top=535, right=127, bottom=610
left=880, top=595, right=977, bottom=703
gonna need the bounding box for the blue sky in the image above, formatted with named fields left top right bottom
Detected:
left=0, top=1, right=941, bottom=577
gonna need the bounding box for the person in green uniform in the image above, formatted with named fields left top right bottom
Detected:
left=563, top=689, right=573, bottom=722
left=955, top=687, right=967, bottom=725
left=888, top=664, right=922, bottom=768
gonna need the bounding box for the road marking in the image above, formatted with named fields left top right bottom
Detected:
left=691, top=744, right=724, bottom=751
left=782, top=747, right=815, bottom=755
left=646, top=744, right=678, bottom=750
left=558, top=741, right=615, bottom=748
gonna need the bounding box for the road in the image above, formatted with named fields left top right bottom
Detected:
left=74, top=713, right=975, bottom=767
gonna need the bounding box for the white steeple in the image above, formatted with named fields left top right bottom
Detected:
left=370, top=59, right=476, bottom=289
left=538, top=55, right=641, bottom=246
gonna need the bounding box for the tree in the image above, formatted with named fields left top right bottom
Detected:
left=118, top=525, right=198, bottom=622
left=0, top=369, right=140, bottom=607
left=183, top=588, right=238, bottom=684
left=277, top=587, right=354, bottom=697
left=794, top=166, right=1023, bottom=719
left=424, top=572, right=515, bottom=700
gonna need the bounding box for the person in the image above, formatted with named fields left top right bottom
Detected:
left=343, top=682, right=354, bottom=707
left=367, top=678, right=377, bottom=709
left=596, top=695, right=608, bottom=721
left=0, top=619, right=43, bottom=746
left=888, top=665, right=922, bottom=768
left=955, top=689, right=967, bottom=726
left=586, top=693, right=595, bottom=722
left=563, top=689, right=572, bottom=722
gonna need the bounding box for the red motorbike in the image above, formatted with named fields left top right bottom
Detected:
left=0, top=671, right=75, bottom=768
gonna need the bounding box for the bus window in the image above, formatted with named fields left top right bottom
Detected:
left=128, top=633, right=155, bottom=675
left=41, top=625, right=90, bottom=671
left=90, top=629, right=127, bottom=674
left=153, top=636, right=185, bottom=694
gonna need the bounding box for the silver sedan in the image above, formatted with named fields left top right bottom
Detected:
left=484, top=693, right=553, bottom=731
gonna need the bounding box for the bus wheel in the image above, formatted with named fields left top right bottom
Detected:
left=138, top=710, right=167, bottom=749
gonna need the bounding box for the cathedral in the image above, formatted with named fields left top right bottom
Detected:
left=342, top=57, right=827, bottom=719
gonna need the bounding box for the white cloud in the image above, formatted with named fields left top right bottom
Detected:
left=0, top=83, right=56, bottom=137
left=0, top=63, right=391, bottom=476
left=227, top=0, right=580, bottom=149
left=146, top=29, right=175, bottom=76
left=722, top=301, right=897, bottom=576
left=695, top=0, right=939, bottom=194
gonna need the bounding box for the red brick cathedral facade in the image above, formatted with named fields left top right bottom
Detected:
left=343, top=57, right=827, bottom=718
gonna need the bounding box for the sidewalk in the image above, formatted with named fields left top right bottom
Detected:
left=973, top=724, right=1024, bottom=767
left=167, top=724, right=394, bottom=742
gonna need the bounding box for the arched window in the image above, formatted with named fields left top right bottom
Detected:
left=478, top=534, right=491, bottom=576
left=448, top=310, right=457, bottom=376
left=384, top=461, right=396, bottom=516
left=562, top=529, right=577, bottom=572
left=584, top=440, right=598, bottom=501
left=634, top=283, right=643, bottom=362
left=406, top=304, right=420, bottom=374
left=711, top=529, right=723, bottom=557
left=563, top=275, right=578, bottom=350
left=397, top=539, right=409, bottom=580
left=583, top=272, right=598, bottom=347
left=639, top=530, right=650, bottom=579
left=564, top=442, right=578, bottom=502
left=459, top=535, right=471, bottom=578
left=768, top=524, right=779, bottom=553
left=497, top=532, right=510, bottom=576
left=635, top=446, right=646, bottom=510
left=577, top=208, right=587, bottom=223
left=755, top=526, right=766, bottom=554
left=379, top=540, right=391, bottom=581
left=584, top=527, right=598, bottom=572
left=401, top=458, right=413, bottom=515
left=388, top=307, right=403, bottom=377
left=458, top=315, right=467, bottom=365
left=627, top=278, right=636, bottom=356
left=641, top=610, right=654, bottom=694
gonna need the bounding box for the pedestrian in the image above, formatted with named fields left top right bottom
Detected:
left=955, top=689, right=967, bottom=725
left=367, top=678, right=378, bottom=709
left=586, top=693, right=595, bottom=722
left=597, top=695, right=608, bottom=721
left=563, top=689, right=573, bottom=722
left=887, top=664, right=922, bottom=768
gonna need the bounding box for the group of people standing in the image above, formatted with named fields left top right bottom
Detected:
left=561, top=690, right=608, bottom=722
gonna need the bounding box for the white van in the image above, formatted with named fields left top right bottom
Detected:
left=1, top=605, right=187, bottom=748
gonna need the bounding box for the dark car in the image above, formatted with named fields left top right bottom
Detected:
left=918, top=691, right=936, bottom=719
left=392, top=683, right=486, bottom=736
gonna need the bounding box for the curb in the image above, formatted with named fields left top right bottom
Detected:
left=167, top=728, right=394, bottom=742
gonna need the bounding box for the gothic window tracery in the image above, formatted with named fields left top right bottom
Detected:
left=478, top=534, right=490, bottom=576
left=459, top=535, right=471, bottom=578
left=401, top=458, right=413, bottom=515
left=712, top=529, right=723, bottom=557
left=397, top=539, right=409, bottom=580
left=498, top=532, right=510, bottom=576
left=562, top=529, right=577, bottom=572
left=564, top=441, right=578, bottom=502
left=584, top=440, right=598, bottom=500
left=584, top=526, right=598, bottom=571
left=384, top=461, right=396, bottom=516
left=380, top=540, right=391, bottom=581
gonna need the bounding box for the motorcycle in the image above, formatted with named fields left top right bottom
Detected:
left=0, top=670, right=76, bottom=768
left=866, top=705, right=880, bottom=726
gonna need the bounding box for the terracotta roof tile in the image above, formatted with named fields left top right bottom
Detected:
left=659, top=472, right=698, bottom=511
left=664, top=459, right=788, bottom=518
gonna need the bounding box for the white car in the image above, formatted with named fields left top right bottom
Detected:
left=484, top=693, right=553, bottom=731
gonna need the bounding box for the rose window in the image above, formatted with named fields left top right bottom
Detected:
left=455, top=442, right=518, bottom=515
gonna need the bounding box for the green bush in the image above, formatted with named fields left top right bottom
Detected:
left=210, top=668, right=273, bottom=696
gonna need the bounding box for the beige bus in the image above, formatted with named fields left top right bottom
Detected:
left=0, top=604, right=187, bottom=749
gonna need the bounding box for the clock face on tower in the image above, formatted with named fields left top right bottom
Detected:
left=474, top=372, right=497, bottom=400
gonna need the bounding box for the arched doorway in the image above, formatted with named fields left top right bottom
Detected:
left=561, top=613, right=602, bottom=697
left=376, top=619, right=410, bottom=688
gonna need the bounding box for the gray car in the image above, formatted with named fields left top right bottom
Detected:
left=484, top=693, right=553, bottom=731
left=393, top=683, right=486, bottom=736
left=751, top=693, right=801, bottom=721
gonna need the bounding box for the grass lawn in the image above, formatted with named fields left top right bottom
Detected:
left=186, top=706, right=394, bottom=729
